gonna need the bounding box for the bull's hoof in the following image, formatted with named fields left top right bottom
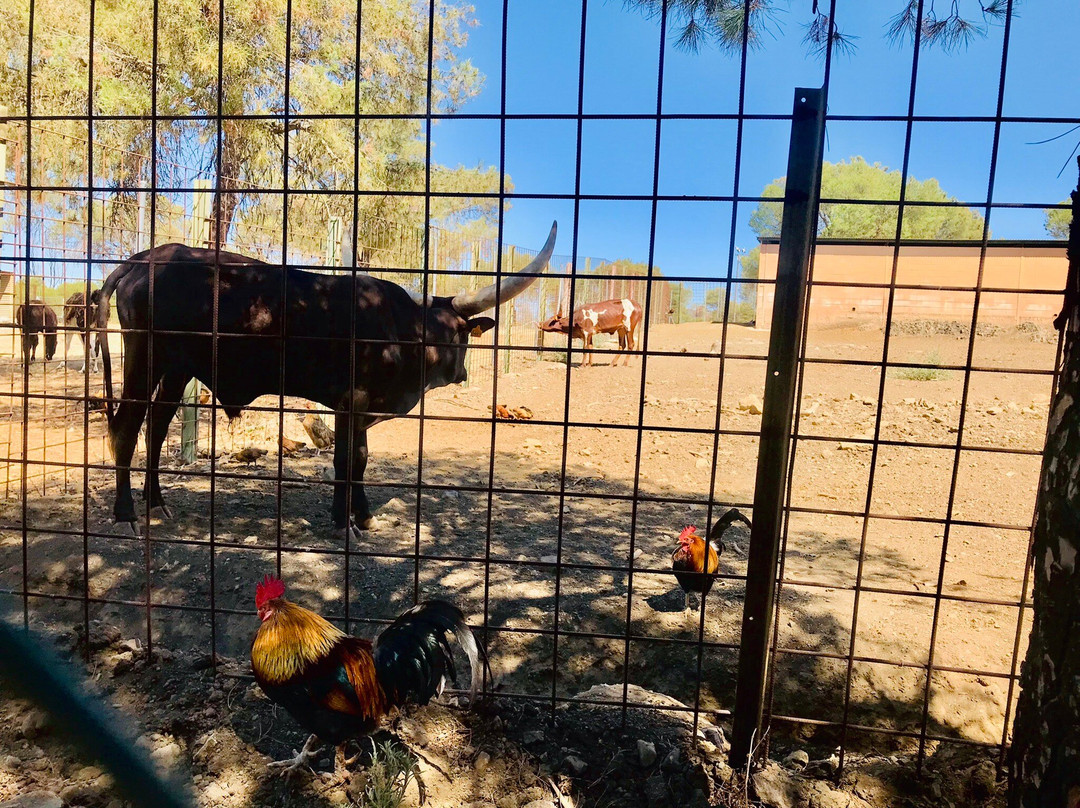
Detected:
left=336, top=522, right=362, bottom=543
left=114, top=520, right=141, bottom=537
left=149, top=505, right=172, bottom=521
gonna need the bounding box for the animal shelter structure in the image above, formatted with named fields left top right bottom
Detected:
left=756, top=238, right=1067, bottom=326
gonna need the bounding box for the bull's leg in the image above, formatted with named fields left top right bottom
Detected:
left=614, top=328, right=627, bottom=366
left=332, top=412, right=375, bottom=537
left=111, top=342, right=151, bottom=532
left=143, top=372, right=186, bottom=519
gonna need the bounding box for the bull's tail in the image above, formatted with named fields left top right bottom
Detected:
left=96, top=259, right=140, bottom=426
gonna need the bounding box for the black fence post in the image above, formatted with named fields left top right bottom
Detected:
left=729, top=86, right=826, bottom=770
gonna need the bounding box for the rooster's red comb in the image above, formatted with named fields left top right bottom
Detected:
left=255, top=574, right=285, bottom=609
left=678, top=525, right=698, bottom=542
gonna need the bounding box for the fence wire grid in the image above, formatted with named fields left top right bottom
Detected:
left=0, top=0, right=1073, bottom=788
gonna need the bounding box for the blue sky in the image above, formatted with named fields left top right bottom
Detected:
left=430, top=1, right=1080, bottom=278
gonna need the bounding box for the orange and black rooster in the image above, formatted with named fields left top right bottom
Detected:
left=671, top=509, right=752, bottom=613
left=251, top=575, right=482, bottom=777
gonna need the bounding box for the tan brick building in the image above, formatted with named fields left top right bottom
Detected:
left=755, top=239, right=1067, bottom=327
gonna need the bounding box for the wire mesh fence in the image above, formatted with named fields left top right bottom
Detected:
left=0, top=0, right=1071, bottom=798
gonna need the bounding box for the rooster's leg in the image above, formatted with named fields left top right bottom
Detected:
left=268, top=733, right=319, bottom=777
left=684, top=591, right=691, bottom=614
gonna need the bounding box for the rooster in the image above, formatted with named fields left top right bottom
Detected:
left=280, top=435, right=306, bottom=456
left=251, top=575, right=482, bottom=778
left=671, top=509, right=751, bottom=613
left=233, top=446, right=268, bottom=466
left=299, top=404, right=334, bottom=454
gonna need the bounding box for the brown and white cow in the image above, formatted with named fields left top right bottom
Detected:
left=538, top=298, right=643, bottom=367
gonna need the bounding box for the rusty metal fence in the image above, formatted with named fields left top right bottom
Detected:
left=0, top=0, right=1070, bottom=793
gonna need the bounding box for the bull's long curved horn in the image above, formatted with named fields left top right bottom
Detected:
left=452, top=221, right=557, bottom=318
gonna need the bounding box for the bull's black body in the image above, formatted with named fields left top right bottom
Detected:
left=97, top=224, right=556, bottom=533
left=15, top=301, right=58, bottom=363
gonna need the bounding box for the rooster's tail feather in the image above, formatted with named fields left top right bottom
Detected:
left=373, top=600, right=483, bottom=709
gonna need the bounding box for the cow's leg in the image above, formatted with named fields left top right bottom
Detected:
left=143, top=372, right=186, bottom=519
left=64, top=330, right=77, bottom=370
left=624, top=327, right=636, bottom=366
left=332, top=411, right=376, bottom=538
left=90, top=334, right=101, bottom=373
left=614, top=328, right=627, bottom=366
left=111, top=341, right=152, bottom=533
left=583, top=333, right=592, bottom=367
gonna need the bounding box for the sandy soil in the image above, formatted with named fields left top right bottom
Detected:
left=0, top=319, right=1055, bottom=807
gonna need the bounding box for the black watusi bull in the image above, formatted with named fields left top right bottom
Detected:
left=15, top=301, right=58, bottom=363
left=63, top=290, right=102, bottom=372
left=95, top=222, right=557, bottom=536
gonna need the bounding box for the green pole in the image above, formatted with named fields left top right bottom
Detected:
left=180, top=379, right=199, bottom=464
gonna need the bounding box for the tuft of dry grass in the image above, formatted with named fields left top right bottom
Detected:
left=354, top=740, right=420, bottom=808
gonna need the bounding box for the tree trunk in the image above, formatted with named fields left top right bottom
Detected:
left=1008, top=160, right=1080, bottom=808
left=213, top=120, right=243, bottom=246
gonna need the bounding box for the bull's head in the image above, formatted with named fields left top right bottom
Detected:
left=417, top=221, right=557, bottom=388
left=537, top=311, right=571, bottom=335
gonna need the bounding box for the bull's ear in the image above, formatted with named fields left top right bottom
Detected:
left=466, top=317, right=495, bottom=338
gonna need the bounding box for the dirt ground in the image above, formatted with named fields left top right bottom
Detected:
left=0, top=319, right=1056, bottom=807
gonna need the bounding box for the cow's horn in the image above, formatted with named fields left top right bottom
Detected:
left=452, top=221, right=557, bottom=318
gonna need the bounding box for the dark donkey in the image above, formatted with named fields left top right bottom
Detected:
left=64, top=290, right=102, bottom=373
left=15, top=301, right=58, bottom=364
left=96, top=222, right=557, bottom=536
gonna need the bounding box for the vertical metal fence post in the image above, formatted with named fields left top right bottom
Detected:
left=729, top=86, right=825, bottom=770
left=180, top=378, right=199, bottom=464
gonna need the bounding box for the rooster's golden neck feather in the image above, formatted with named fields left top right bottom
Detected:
left=251, top=599, right=346, bottom=684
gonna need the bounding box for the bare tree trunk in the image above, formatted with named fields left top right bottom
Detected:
left=1008, top=159, right=1080, bottom=808
left=213, top=120, right=243, bottom=246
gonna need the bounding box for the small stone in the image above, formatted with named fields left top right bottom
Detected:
left=0, top=791, right=63, bottom=808
left=75, top=765, right=104, bottom=781
left=660, top=746, right=681, bottom=771
left=520, top=802, right=555, bottom=808
left=644, top=776, right=668, bottom=807
left=203, top=782, right=228, bottom=802
left=539, top=555, right=558, bottom=565
left=474, top=751, right=491, bottom=773
left=85, top=621, right=122, bottom=651
left=1, top=755, right=20, bottom=771
left=703, top=726, right=728, bottom=751
left=59, top=784, right=98, bottom=806
left=20, top=709, right=49, bottom=738
left=522, top=730, right=545, bottom=745
left=442, top=490, right=460, bottom=500
left=151, top=741, right=183, bottom=770
left=695, top=458, right=709, bottom=468
left=738, top=396, right=764, bottom=415
left=782, top=749, right=810, bottom=771
left=112, top=651, right=135, bottom=675
left=637, top=739, right=657, bottom=767
left=564, top=755, right=587, bottom=776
